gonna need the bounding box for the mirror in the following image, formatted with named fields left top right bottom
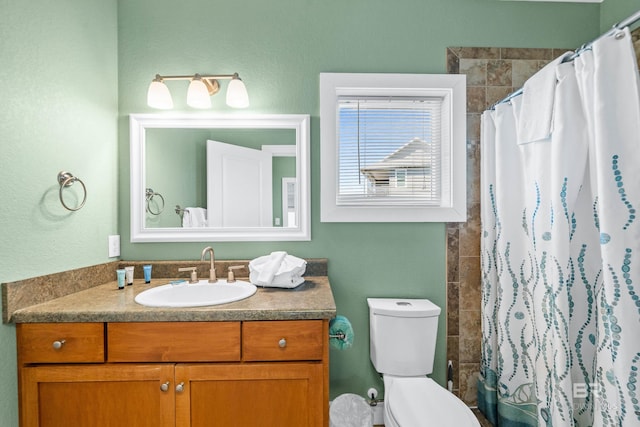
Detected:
left=130, top=114, right=310, bottom=242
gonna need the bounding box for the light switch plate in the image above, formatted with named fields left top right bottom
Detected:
left=108, top=235, right=120, bottom=258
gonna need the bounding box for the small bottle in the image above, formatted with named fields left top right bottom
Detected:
left=116, top=269, right=126, bottom=289
left=143, top=265, right=152, bottom=283
left=124, top=266, right=134, bottom=286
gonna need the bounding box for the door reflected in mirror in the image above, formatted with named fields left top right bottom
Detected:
left=130, top=114, right=310, bottom=242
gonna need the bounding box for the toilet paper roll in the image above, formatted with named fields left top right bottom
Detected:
left=329, top=315, right=354, bottom=350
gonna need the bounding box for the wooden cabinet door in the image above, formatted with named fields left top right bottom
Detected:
left=21, top=364, right=175, bottom=427
left=175, top=362, right=324, bottom=427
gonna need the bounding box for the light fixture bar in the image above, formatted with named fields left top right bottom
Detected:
left=155, top=73, right=240, bottom=82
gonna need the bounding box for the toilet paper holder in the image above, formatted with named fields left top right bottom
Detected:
left=328, top=315, right=354, bottom=350
left=329, top=331, right=346, bottom=341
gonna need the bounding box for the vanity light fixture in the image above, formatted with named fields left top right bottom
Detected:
left=147, top=73, right=249, bottom=109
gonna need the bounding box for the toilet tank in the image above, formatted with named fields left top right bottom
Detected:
left=368, top=298, right=441, bottom=376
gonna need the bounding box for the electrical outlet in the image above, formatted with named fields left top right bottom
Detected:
left=108, top=235, right=120, bottom=258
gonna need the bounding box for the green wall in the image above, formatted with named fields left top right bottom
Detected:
left=0, top=0, right=118, bottom=424
left=7, top=0, right=638, bottom=424
left=146, top=128, right=210, bottom=228
left=601, top=0, right=640, bottom=31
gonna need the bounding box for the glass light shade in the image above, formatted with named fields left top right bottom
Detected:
left=226, top=78, right=250, bottom=108
left=187, top=78, right=212, bottom=109
left=147, top=81, right=173, bottom=109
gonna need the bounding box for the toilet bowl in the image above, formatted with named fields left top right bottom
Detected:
left=367, top=298, right=479, bottom=427
left=383, top=375, right=479, bottom=427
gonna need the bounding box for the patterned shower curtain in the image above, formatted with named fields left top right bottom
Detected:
left=478, top=27, right=640, bottom=426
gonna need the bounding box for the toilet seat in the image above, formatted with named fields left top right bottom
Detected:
left=383, top=375, right=480, bottom=427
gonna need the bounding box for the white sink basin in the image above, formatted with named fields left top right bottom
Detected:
left=134, top=280, right=257, bottom=308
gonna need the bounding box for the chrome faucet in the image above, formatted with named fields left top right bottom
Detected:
left=201, top=246, right=217, bottom=283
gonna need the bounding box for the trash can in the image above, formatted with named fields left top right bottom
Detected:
left=330, top=393, right=373, bottom=427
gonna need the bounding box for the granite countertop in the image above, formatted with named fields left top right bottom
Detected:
left=10, top=276, right=336, bottom=323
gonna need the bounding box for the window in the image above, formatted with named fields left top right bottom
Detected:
left=320, top=73, right=467, bottom=222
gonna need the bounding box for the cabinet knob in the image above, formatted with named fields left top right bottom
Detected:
left=52, top=340, right=66, bottom=350
left=176, top=382, right=185, bottom=393
left=160, top=382, right=170, bottom=392
left=279, top=338, right=287, bottom=348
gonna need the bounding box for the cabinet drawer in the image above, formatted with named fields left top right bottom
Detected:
left=17, top=323, right=105, bottom=364
left=242, top=320, right=324, bottom=361
left=107, top=322, right=241, bottom=362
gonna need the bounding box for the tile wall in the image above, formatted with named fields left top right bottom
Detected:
left=445, top=46, right=570, bottom=405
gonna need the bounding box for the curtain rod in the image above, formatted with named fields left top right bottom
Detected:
left=491, top=8, right=640, bottom=110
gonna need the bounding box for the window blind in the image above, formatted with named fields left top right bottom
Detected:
left=337, top=96, right=443, bottom=206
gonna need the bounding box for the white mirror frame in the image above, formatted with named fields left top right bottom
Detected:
left=130, top=113, right=311, bottom=242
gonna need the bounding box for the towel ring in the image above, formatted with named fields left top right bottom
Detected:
left=145, top=188, right=165, bottom=215
left=57, top=171, right=87, bottom=212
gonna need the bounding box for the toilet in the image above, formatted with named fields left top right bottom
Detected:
left=368, top=298, right=479, bottom=427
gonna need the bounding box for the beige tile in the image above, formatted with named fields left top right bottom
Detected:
left=459, top=363, right=480, bottom=405
left=512, top=59, right=540, bottom=88
left=501, top=47, right=553, bottom=60
left=447, top=48, right=460, bottom=74
left=467, top=87, right=486, bottom=114
left=459, top=202, right=480, bottom=256
left=487, top=60, right=512, bottom=86
left=460, top=257, right=481, bottom=311
left=450, top=47, right=500, bottom=60
left=460, top=59, right=487, bottom=86
left=447, top=227, right=459, bottom=283
left=447, top=282, right=460, bottom=335
left=466, top=141, right=481, bottom=205
left=486, top=86, right=513, bottom=109
left=467, top=113, right=481, bottom=142
left=459, top=307, right=481, bottom=361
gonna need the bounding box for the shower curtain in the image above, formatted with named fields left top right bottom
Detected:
left=478, top=27, right=640, bottom=427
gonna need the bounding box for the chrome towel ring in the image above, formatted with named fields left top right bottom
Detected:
left=145, top=188, right=165, bottom=215
left=57, top=171, right=87, bottom=211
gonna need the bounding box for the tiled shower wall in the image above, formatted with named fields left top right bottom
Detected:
left=446, top=29, right=640, bottom=405
left=445, top=46, right=570, bottom=405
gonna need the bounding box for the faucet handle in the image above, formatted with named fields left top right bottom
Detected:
left=178, top=267, right=198, bottom=283
left=227, top=265, right=245, bottom=283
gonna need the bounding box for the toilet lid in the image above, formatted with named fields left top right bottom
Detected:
left=385, top=376, right=479, bottom=427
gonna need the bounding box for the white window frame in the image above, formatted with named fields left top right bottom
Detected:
left=320, top=72, right=467, bottom=222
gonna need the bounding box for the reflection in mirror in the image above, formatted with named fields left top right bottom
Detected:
left=130, top=114, right=310, bottom=242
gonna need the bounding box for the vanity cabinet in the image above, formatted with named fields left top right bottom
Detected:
left=21, top=363, right=176, bottom=427
left=17, top=320, right=328, bottom=427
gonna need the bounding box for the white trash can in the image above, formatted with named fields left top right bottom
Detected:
left=330, top=393, right=373, bottom=427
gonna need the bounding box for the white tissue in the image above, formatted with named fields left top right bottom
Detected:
left=249, top=252, right=307, bottom=288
